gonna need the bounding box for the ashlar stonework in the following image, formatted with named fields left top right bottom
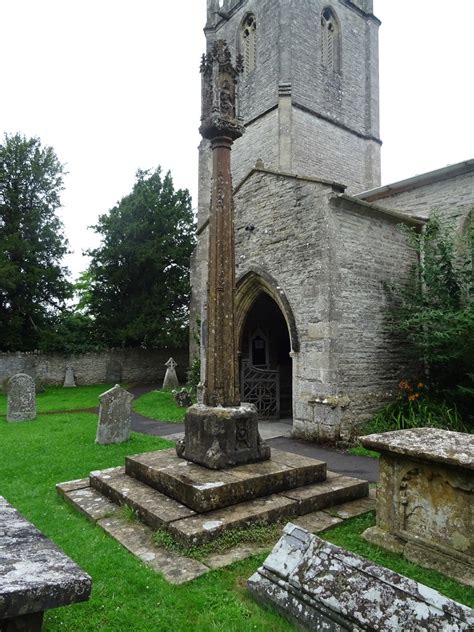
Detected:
left=361, top=428, right=474, bottom=587
left=95, top=384, right=134, bottom=445
left=6, top=373, right=36, bottom=422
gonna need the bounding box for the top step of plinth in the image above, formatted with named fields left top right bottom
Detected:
left=126, top=449, right=327, bottom=513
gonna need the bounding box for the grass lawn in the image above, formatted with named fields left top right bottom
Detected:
left=132, top=390, right=186, bottom=423
left=0, top=411, right=293, bottom=631
left=0, top=384, right=113, bottom=416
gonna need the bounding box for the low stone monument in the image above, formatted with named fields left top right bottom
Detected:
left=95, top=385, right=134, bottom=445
left=361, top=428, right=474, bottom=587
left=248, top=523, right=474, bottom=631
left=6, top=373, right=36, bottom=422
left=63, top=366, right=76, bottom=388
left=162, top=357, right=179, bottom=391
left=174, top=388, right=193, bottom=408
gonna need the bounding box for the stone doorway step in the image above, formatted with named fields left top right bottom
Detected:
left=57, top=448, right=374, bottom=584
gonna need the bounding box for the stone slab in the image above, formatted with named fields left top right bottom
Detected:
left=280, top=474, right=369, bottom=514
left=168, top=494, right=298, bottom=546
left=97, top=515, right=209, bottom=584
left=328, top=490, right=376, bottom=520
left=89, top=466, right=195, bottom=528
left=0, top=496, right=91, bottom=620
left=55, top=478, right=90, bottom=498
left=126, top=448, right=326, bottom=513
left=361, top=428, right=474, bottom=470
left=63, top=486, right=119, bottom=523
left=203, top=543, right=271, bottom=570
left=292, top=511, right=342, bottom=533
left=248, top=523, right=474, bottom=631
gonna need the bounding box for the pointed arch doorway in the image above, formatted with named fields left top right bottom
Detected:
left=236, top=271, right=298, bottom=421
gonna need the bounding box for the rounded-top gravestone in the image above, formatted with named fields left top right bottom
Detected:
left=6, top=373, right=36, bottom=422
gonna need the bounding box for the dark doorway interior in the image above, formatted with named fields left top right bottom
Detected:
left=240, top=292, right=292, bottom=418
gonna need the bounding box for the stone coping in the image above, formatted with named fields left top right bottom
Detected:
left=0, top=496, right=92, bottom=620
left=361, top=428, right=474, bottom=470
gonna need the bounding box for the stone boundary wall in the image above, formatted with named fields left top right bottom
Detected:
left=0, top=349, right=188, bottom=388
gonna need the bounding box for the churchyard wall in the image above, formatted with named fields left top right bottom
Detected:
left=0, top=348, right=188, bottom=388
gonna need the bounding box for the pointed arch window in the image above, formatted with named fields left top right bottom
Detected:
left=241, top=13, right=257, bottom=76
left=321, top=7, right=341, bottom=73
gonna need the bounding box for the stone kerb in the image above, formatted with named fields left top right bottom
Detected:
left=95, top=385, right=134, bottom=445
left=6, top=373, right=36, bottom=422
left=248, top=523, right=474, bottom=631
left=361, top=428, right=474, bottom=587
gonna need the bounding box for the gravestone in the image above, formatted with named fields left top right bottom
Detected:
left=248, top=523, right=474, bottom=631
left=95, top=385, right=134, bottom=445
left=6, top=373, right=36, bottom=422
left=63, top=366, right=76, bottom=388
left=162, top=358, right=179, bottom=391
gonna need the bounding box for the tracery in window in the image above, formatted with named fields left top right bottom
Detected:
left=321, top=7, right=341, bottom=73
left=241, top=13, right=257, bottom=76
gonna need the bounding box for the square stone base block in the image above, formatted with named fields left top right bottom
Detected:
left=175, top=403, right=270, bottom=469
left=126, top=448, right=327, bottom=513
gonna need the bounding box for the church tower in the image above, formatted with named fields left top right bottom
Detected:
left=198, top=0, right=381, bottom=232
left=191, top=1, right=387, bottom=439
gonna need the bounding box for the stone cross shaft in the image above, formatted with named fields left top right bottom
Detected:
left=199, top=40, right=244, bottom=407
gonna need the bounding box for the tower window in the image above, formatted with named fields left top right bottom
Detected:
left=321, top=7, right=341, bottom=73
left=241, top=13, right=257, bottom=76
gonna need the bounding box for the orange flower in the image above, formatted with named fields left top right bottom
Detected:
left=399, top=380, right=410, bottom=390
left=408, top=394, right=416, bottom=401
left=417, top=382, right=424, bottom=389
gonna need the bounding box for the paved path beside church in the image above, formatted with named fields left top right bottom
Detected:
left=129, top=385, right=379, bottom=483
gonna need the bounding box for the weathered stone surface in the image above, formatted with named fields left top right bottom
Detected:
left=63, top=487, right=119, bottom=523
left=162, top=358, right=179, bottom=391
left=361, top=428, right=474, bottom=469
left=90, top=466, right=195, bottom=528
left=63, top=366, right=76, bottom=388
left=292, top=511, right=342, bottom=533
left=126, top=448, right=325, bottom=513
left=203, top=543, right=271, bottom=570
left=176, top=403, right=270, bottom=469
left=0, top=496, right=91, bottom=621
left=281, top=474, right=369, bottom=514
left=361, top=429, right=473, bottom=586
left=328, top=491, right=376, bottom=520
left=55, top=478, right=90, bottom=498
left=97, top=516, right=208, bottom=584
left=168, top=494, right=298, bottom=546
left=6, top=374, right=35, bottom=423
left=248, top=523, right=474, bottom=631
left=95, top=384, right=133, bottom=445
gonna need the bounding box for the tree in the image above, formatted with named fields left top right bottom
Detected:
left=0, top=133, right=72, bottom=350
left=85, top=167, right=195, bottom=348
left=387, top=213, right=473, bottom=393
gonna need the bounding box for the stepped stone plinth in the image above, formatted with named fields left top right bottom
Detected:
left=59, top=448, right=369, bottom=549
left=127, top=448, right=326, bottom=512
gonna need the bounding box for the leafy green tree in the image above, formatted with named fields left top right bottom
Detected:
left=0, top=133, right=72, bottom=350
left=85, top=167, right=195, bottom=348
left=387, top=213, right=473, bottom=393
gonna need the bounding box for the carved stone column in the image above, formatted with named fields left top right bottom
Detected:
left=176, top=41, right=270, bottom=469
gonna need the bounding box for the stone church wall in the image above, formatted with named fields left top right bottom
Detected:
left=0, top=348, right=188, bottom=389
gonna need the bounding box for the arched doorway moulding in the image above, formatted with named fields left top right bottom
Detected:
left=235, top=267, right=300, bottom=354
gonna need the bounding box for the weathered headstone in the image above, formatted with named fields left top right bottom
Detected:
left=6, top=373, right=36, bottom=422
left=162, top=358, right=179, bottom=391
left=63, top=366, right=76, bottom=388
left=248, top=523, right=474, bottom=631
left=174, top=388, right=193, bottom=408
left=95, top=385, right=134, bottom=445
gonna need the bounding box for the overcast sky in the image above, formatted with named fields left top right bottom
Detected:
left=1, top=1, right=473, bottom=279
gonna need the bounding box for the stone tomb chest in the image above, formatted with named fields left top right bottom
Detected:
left=361, top=428, right=473, bottom=586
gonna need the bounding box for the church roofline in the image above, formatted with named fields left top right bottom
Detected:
left=332, top=193, right=426, bottom=227
left=234, top=165, right=347, bottom=196
left=357, top=159, right=474, bottom=203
